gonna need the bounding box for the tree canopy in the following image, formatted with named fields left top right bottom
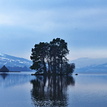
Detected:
left=30, top=38, right=75, bottom=75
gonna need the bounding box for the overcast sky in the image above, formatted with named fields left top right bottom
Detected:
left=0, top=0, right=107, bottom=60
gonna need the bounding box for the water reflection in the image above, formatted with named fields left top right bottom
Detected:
left=31, top=76, right=75, bottom=107
left=0, top=73, right=35, bottom=88
left=0, top=73, right=8, bottom=79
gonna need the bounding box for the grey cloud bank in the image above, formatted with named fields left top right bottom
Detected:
left=0, top=0, right=107, bottom=60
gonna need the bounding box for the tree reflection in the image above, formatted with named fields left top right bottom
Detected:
left=0, top=73, right=8, bottom=79
left=31, top=75, right=75, bottom=107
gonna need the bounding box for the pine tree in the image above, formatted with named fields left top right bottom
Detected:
left=30, top=38, right=75, bottom=75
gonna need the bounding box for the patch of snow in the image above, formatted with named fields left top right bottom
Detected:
left=0, top=53, right=4, bottom=56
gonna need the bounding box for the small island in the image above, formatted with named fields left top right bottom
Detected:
left=0, top=65, right=20, bottom=73
left=0, top=65, right=9, bottom=72
left=30, top=38, right=75, bottom=76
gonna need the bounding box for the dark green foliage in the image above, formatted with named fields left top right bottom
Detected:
left=64, top=63, right=75, bottom=75
left=30, top=38, right=75, bottom=75
left=30, top=42, right=49, bottom=74
left=49, top=38, right=69, bottom=73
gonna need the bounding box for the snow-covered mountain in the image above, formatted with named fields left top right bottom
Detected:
left=0, top=53, right=32, bottom=71
left=71, top=57, right=107, bottom=73
left=72, top=57, right=107, bottom=68
left=75, top=63, right=107, bottom=74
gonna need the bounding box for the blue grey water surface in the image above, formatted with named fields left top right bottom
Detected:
left=0, top=72, right=107, bottom=107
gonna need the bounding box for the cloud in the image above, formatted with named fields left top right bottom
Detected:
left=68, top=49, right=107, bottom=60
left=0, top=14, right=14, bottom=25
left=1, top=6, right=107, bottom=33
left=0, top=0, right=107, bottom=59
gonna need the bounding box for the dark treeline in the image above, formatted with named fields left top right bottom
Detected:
left=31, top=75, right=75, bottom=107
left=30, top=38, right=75, bottom=75
left=8, top=66, right=30, bottom=71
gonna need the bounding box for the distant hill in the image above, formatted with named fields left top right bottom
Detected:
left=0, top=53, right=32, bottom=71
left=71, top=57, right=107, bottom=73
left=72, top=57, right=107, bottom=68
left=75, top=63, right=107, bottom=74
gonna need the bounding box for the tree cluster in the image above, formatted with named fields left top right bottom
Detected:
left=30, top=38, right=75, bottom=75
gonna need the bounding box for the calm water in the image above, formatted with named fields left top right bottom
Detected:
left=0, top=72, right=107, bottom=107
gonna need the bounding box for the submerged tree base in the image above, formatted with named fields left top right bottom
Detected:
left=31, top=72, right=73, bottom=76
